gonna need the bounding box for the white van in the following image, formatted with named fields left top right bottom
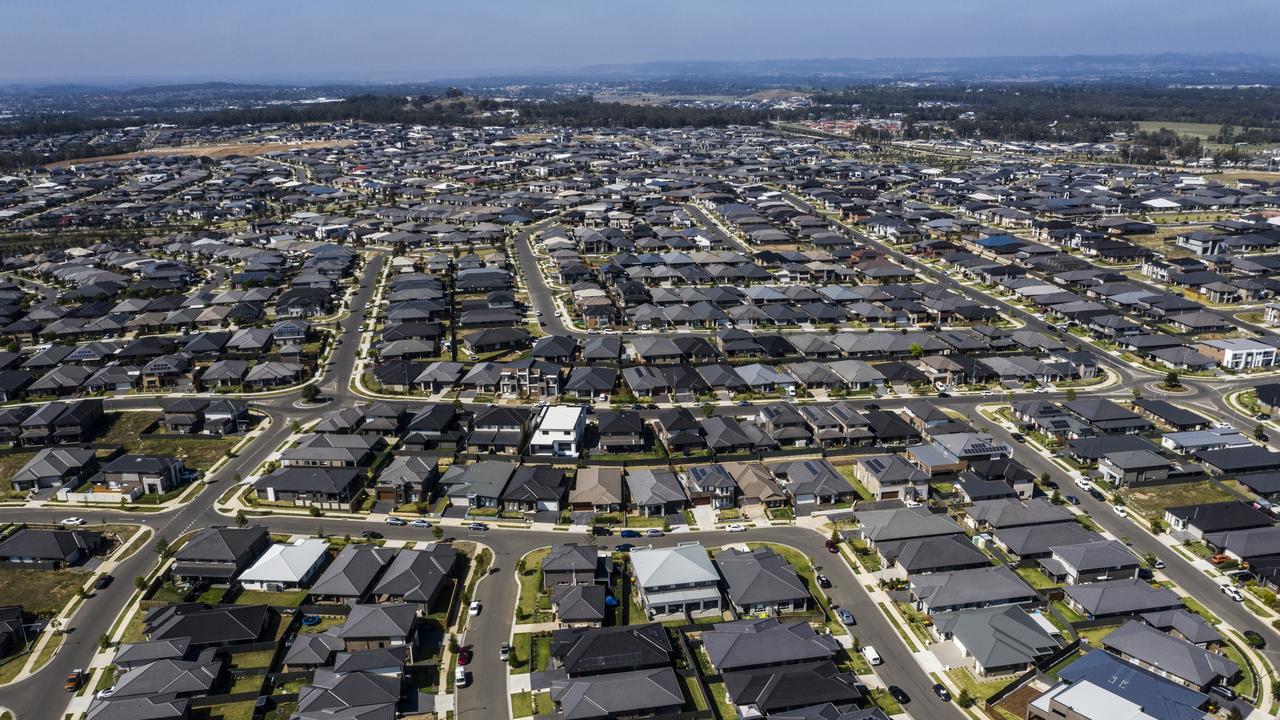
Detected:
left=455, top=667, right=468, bottom=687
left=862, top=645, right=882, bottom=666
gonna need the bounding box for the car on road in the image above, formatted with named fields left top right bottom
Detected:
left=94, top=574, right=113, bottom=590
left=861, top=645, right=882, bottom=666
left=455, top=667, right=468, bottom=688
left=936, top=391, right=951, bottom=398
left=645, top=529, right=664, bottom=537
left=1113, top=505, right=1128, bottom=518
left=65, top=669, right=84, bottom=692
left=888, top=686, right=910, bottom=704
left=360, top=530, right=383, bottom=540
left=825, top=538, right=839, bottom=553
left=500, top=642, right=511, bottom=661
left=457, top=647, right=472, bottom=666
left=1153, top=559, right=1165, bottom=569
left=468, top=601, right=481, bottom=616
left=1074, top=478, right=1093, bottom=491
left=385, top=516, right=406, bottom=526
left=1221, top=584, right=1245, bottom=602
left=409, top=519, right=431, bottom=528
left=61, top=517, right=86, bottom=526
left=724, top=524, right=747, bottom=532
left=864, top=403, right=880, bottom=411
left=836, top=608, right=855, bottom=625
left=591, top=526, right=613, bottom=536
left=614, top=543, right=635, bottom=553
left=466, top=522, right=489, bottom=531
left=619, top=529, right=642, bottom=538
left=816, top=574, right=831, bottom=589
left=737, top=400, right=753, bottom=407
left=932, top=684, right=952, bottom=701
left=1088, top=488, right=1105, bottom=502
left=1065, top=495, right=1080, bottom=506
left=1009, top=432, right=1026, bottom=443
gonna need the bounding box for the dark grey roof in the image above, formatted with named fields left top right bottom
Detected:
left=701, top=618, right=839, bottom=672
left=714, top=547, right=809, bottom=608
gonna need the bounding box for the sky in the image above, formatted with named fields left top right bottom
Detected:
left=2, top=0, right=1278, bottom=84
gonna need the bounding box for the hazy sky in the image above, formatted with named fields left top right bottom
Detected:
left=3, top=0, right=1277, bottom=84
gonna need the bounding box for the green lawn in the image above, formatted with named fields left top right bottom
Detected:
left=1076, top=624, right=1120, bottom=646
left=705, top=680, right=737, bottom=720
left=834, top=464, right=875, bottom=502
left=0, top=567, right=85, bottom=616
left=234, top=589, right=308, bottom=607
left=1051, top=600, right=1086, bottom=624
left=1220, top=641, right=1256, bottom=699
left=511, top=691, right=533, bottom=718
left=869, top=688, right=904, bottom=716
left=225, top=647, right=276, bottom=669
left=30, top=632, right=63, bottom=671
left=1124, top=481, right=1238, bottom=522
left=1015, top=567, right=1059, bottom=591
left=97, top=412, right=238, bottom=473
left=517, top=547, right=551, bottom=622
left=189, top=701, right=257, bottom=720
left=532, top=633, right=552, bottom=673
left=947, top=667, right=1013, bottom=702
left=680, top=672, right=709, bottom=711
left=510, top=632, right=532, bottom=673
left=0, top=451, right=37, bottom=496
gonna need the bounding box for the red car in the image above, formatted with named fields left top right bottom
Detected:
left=457, top=647, right=473, bottom=666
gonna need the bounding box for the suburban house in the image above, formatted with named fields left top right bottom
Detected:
left=170, top=526, right=271, bottom=586
left=714, top=546, right=810, bottom=616
left=630, top=543, right=722, bottom=619
left=0, top=528, right=102, bottom=569
left=932, top=605, right=1059, bottom=676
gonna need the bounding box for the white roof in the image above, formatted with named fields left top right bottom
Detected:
left=536, top=405, right=586, bottom=432
left=239, top=538, right=329, bottom=583
left=1034, top=680, right=1156, bottom=720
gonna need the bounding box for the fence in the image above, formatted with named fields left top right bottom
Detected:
left=985, top=639, right=1081, bottom=708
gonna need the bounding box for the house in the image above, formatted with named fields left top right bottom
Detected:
left=253, top=467, right=365, bottom=510
left=144, top=603, right=269, bottom=647
left=550, top=667, right=685, bottom=720
left=1101, top=620, right=1238, bottom=691
left=714, top=546, right=810, bottom=616
left=439, top=461, right=515, bottom=509
left=95, top=454, right=186, bottom=496
left=569, top=467, right=625, bottom=513
left=1063, top=578, right=1184, bottom=620
left=1196, top=338, right=1276, bottom=370
left=280, top=433, right=379, bottom=468
left=1197, top=445, right=1280, bottom=476
left=550, top=623, right=672, bottom=677
left=336, top=603, right=419, bottom=661
left=500, top=465, right=570, bottom=513
left=371, top=544, right=459, bottom=611
left=625, top=468, right=688, bottom=517
left=309, top=544, right=397, bottom=604
left=769, top=459, right=857, bottom=507
left=630, top=542, right=721, bottom=618
left=550, top=585, right=608, bottom=627
left=1098, top=450, right=1172, bottom=488
left=529, top=404, right=587, bottom=457
left=993, top=522, right=1102, bottom=561
left=852, top=454, right=928, bottom=501
left=932, top=605, right=1059, bottom=676
left=966, top=498, right=1074, bottom=531
left=595, top=410, right=645, bottom=453
left=723, top=661, right=863, bottom=717
left=881, top=534, right=992, bottom=575
left=853, top=505, right=964, bottom=551
left=0, top=528, right=102, bottom=569
left=701, top=618, right=840, bottom=672
left=1163, top=501, right=1274, bottom=541
left=170, top=526, right=271, bottom=585
left=10, top=447, right=97, bottom=491
left=684, top=464, right=740, bottom=508
left=542, top=544, right=610, bottom=589
left=1040, top=540, right=1139, bottom=585
left=1064, top=398, right=1153, bottom=435
left=467, top=405, right=530, bottom=455
left=1203, top=525, right=1280, bottom=563
left=1029, top=650, right=1208, bottom=720
left=909, top=566, right=1038, bottom=614
left=237, top=538, right=331, bottom=592
left=372, top=455, right=437, bottom=505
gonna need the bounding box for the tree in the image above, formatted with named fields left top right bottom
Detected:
left=432, top=526, right=444, bottom=541
left=309, top=505, right=322, bottom=517
left=1132, top=388, right=1142, bottom=400
left=1150, top=519, right=1165, bottom=535
left=1065, top=388, right=1077, bottom=401
left=301, top=384, right=321, bottom=403
left=234, top=510, right=247, bottom=527
left=1165, top=371, right=1180, bottom=388
left=957, top=689, right=975, bottom=708
left=98, top=634, right=112, bottom=650
left=134, top=575, right=147, bottom=591
left=700, top=403, right=714, bottom=418
left=155, top=535, right=171, bottom=558
left=908, top=343, right=924, bottom=358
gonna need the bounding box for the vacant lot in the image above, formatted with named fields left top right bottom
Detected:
left=1124, top=481, right=1239, bottom=522
left=0, top=451, right=38, bottom=496
left=98, top=412, right=237, bottom=473
left=0, top=566, right=84, bottom=616
left=48, top=140, right=353, bottom=168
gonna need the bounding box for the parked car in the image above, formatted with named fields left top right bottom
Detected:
left=737, top=400, right=753, bottom=407
left=1113, top=505, right=1128, bottom=518
left=619, top=529, right=642, bottom=538
left=60, top=517, right=86, bottom=527
left=888, top=686, right=910, bottom=704
left=933, top=684, right=952, bottom=701
left=455, top=667, right=468, bottom=688
left=385, top=516, right=406, bottom=526
left=836, top=608, right=855, bottom=625
left=1065, top=495, right=1080, bottom=506
left=861, top=645, right=882, bottom=666
left=1153, top=559, right=1165, bottom=569
left=457, top=647, right=472, bottom=666
left=1221, top=584, right=1245, bottom=602
left=1227, top=569, right=1254, bottom=584
left=466, top=522, right=489, bottom=531
left=825, top=538, right=839, bottom=553
left=1209, top=684, right=1237, bottom=701
left=65, top=670, right=84, bottom=692
left=864, top=403, right=881, bottom=411
left=360, top=530, right=383, bottom=540
left=500, top=642, right=511, bottom=661
left=93, top=574, right=113, bottom=590
left=1088, top=488, right=1106, bottom=502
left=95, top=687, right=115, bottom=700
left=591, top=526, right=613, bottom=536
left=936, top=391, right=951, bottom=398
left=645, top=529, right=664, bottom=537
left=1210, top=554, right=1233, bottom=566
left=816, top=575, right=831, bottom=589
left=409, top=519, right=431, bottom=528
left=724, top=524, right=747, bottom=533
left=1010, top=432, right=1026, bottom=443
left=468, top=601, right=482, bottom=615
left=615, top=543, right=635, bottom=552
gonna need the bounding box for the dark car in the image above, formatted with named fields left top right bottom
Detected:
left=614, top=543, right=635, bottom=553
left=457, top=647, right=473, bottom=666
left=360, top=530, right=383, bottom=540
left=591, top=526, right=614, bottom=536
left=824, top=538, right=839, bottom=553
left=865, top=403, right=881, bottom=411
left=936, top=391, right=951, bottom=398
left=932, top=684, right=951, bottom=702
left=888, top=686, right=910, bottom=704
left=93, top=574, right=113, bottom=590
left=619, top=530, right=642, bottom=539
left=1209, top=685, right=1237, bottom=701
left=1065, top=495, right=1080, bottom=506
left=1010, top=432, right=1026, bottom=443
left=816, top=574, right=832, bottom=589
left=1088, top=488, right=1105, bottom=501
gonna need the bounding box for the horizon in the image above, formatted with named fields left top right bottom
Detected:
left=3, top=0, right=1279, bottom=85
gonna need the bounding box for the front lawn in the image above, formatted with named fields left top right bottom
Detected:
left=834, top=464, right=875, bottom=502
left=947, top=667, right=1012, bottom=702
left=517, top=547, right=552, bottom=623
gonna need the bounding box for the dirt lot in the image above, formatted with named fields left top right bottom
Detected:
left=48, top=139, right=352, bottom=168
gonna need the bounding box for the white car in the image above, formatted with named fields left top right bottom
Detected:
left=409, top=519, right=431, bottom=528
left=861, top=645, right=883, bottom=666
left=468, top=601, right=481, bottom=616
left=96, top=688, right=115, bottom=699
left=1222, top=584, right=1245, bottom=602
left=1075, top=478, right=1093, bottom=492
left=724, top=524, right=748, bottom=533
left=385, top=516, right=406, bottom=526
left=455, top=666, right=468, bottom=687
left=1113, top=505, right=1128, bottom=518
left=60, top=517, right=86, bottom=526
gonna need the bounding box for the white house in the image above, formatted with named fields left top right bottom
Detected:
left=528, top=405, right=587, bottom=457
left=238, top=538, right=330, bottom=591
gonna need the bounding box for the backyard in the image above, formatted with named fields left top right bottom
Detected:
left=516, top=546, right=553, bottom=623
